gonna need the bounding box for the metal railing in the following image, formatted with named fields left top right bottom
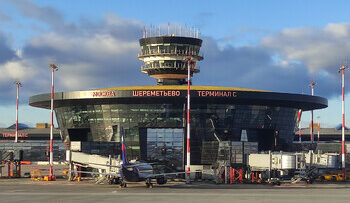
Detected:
left=141, top=65, right=200, bottom=72
left=138, top=49, right=203, bottom=58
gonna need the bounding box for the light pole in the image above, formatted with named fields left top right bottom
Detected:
left=309, top=81, right=316, bottom=143
left=317, top=116, right=320, bottom=142
left=186, top=55, right=191, bottom=184
left=339, top=65, right=347, bottom=181
left=14, top=81, right=22, bottom=143
left=49, top=63, right=58, bottom=181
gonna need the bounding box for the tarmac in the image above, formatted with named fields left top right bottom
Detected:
left=0, top=178, right=350, bottom=203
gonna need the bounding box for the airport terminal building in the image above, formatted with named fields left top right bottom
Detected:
left=29, top=34, right=328, bottom=170
left=0, top=124, right=64, bottom=161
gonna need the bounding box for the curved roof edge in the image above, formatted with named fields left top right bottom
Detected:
left=29, top=85, right=328, bottom=111
left=93, top=85, right=269, bottom=92
left=139, top=36, right=202, bottom=46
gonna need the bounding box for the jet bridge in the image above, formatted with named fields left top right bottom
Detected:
left=69, top=151, right=121, bottom=172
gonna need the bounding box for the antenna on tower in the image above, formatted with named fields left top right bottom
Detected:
left=168, top=22, right=170, bottom=36
left=143, top=26, right=145, bottom=38
left=150, top=24, right=152, bottom=37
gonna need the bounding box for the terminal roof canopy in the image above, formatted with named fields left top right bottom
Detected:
left=29, top=85, right=328, bottom=111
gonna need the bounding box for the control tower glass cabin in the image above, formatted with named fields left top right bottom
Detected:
left=138, top=36, right=203, bottom=85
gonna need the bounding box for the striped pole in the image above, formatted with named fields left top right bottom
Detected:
left=49, top=64, right=58, bottom=180
left=317, top=116, right=320, bottom=142
left=186, top=55, right=191, bottom=184
left=299, top=123, right=302, bottom=143
left=339, top=65, right=347, bottom=181
left=14, top=81, right=21, bottom=143
left=309, top=81, right=316, bottom=143
left=297, top=109, right=302, bottom=143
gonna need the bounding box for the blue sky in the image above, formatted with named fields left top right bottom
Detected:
left=1, top=0, right=350, bottom=128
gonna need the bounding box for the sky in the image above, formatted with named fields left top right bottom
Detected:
left=0, top=0, right=350, bottom=128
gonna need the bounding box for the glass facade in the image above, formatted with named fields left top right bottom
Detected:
left=55, top=102, right=298, bottom=167
left=146, top=128, right=184, bottom=170
left=0, top=141, right=66, bottom=161
left=141, top=60, right=197, bottom=72
left=139, top=44, right=201, bottom=56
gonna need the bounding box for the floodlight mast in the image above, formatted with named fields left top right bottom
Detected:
left=309, top=81, right=316, bottom=143
left=339, top=65, right=347, bottom=181
left=186, top=54, right=191, bottom=184
left=14, top=81, right=22, bottom=143
left=49, top=63, right=58, bottom=180
left=317, top=116, right=320, bottom=142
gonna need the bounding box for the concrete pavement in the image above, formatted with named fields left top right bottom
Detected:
left=0, top=179, right=349, bottom=203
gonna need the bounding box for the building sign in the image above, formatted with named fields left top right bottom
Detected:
left=89, top=89, right=238, bottom=98
left=2, top=133, right=29, bottom=138
left=92, top=91, right=115, bottom=97
left=197, top=91, right=237, bottom=97
left=133, top=90, right=181, bottom=97
left=132, top=90, right=237, bottom=98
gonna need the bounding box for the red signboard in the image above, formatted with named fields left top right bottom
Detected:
left=2, top=133, right=29, bottom=138
left=197, top=91, right=237, bottom=97
left=90, top=90, right=238, bottom=98
left=132, top=90, right=181, bottom=97
left=132, top=90, right=237, bottom=97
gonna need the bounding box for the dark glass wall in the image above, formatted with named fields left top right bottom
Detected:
left=55, top=103, right=298, bottom=166
left=0, top=141, right=66, bottom=161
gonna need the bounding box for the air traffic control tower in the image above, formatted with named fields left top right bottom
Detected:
left=138, top=29, right=203, bottom=85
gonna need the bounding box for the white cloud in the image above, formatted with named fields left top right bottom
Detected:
left=0, top=60, right=36, bottom=81
left=84, top=34, right=139, bottom=58
left=22, top=25, right=143, bottom=91
left=324, top=23, right=350, bottom=38
left=262, top=23, right=350, bottom=73
left=28, top=32, right=139, bottom=61
left=57, top=62, right=100, bottom=90
left=28, top=33, right=75, bottom=52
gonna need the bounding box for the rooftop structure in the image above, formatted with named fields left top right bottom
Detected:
left=138, top=25, right=203, bottom=85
